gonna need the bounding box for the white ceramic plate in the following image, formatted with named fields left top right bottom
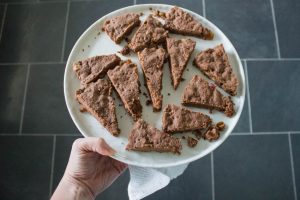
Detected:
left=64, top=4, right=245, bottom=168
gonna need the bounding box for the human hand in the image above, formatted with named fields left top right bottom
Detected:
left=51, top=138, right=127, bottom=200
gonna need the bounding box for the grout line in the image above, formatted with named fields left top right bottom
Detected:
left=61, top=1, right=70, bottom=62
left=19, top=65, right=31, bottom=134
left=202, top=0, right=206, bottom=18
left=1, top=132, right=300, bottom=136
left=244, top=61, right=253, bottom=133
left=0, top=4, right=8, bottom=44
left=1, top=58, right=300, bottom=66
left=8, top=0, right=67, bottom=4
left=245, top=58, right=300, bottom=61
left=288, top=134, right=298, bottom=200
left=211, top=153, right=215, bottom=200
left=49, top=135, right=56, bottom=198
left=269, top=0, right=281, bottom=58
left=232, top=131, right=292, bottom=136
left=0, top=133, right=81, bottom=136
left=0, top=61, right=66, bottom=66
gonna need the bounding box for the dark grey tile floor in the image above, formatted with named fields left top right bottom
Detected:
left=0, top=0, right=299, bottom=200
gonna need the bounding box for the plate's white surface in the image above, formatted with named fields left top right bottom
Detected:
left=64, top=4, right=245, bottom=168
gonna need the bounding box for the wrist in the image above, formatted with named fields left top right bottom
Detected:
left=51, top=174, right=95, bottom=200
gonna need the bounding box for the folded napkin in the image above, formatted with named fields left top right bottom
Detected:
left=128, top=164, right=189, bottom=200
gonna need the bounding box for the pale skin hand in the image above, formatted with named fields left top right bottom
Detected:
left=51, top=138, right=128, bottom=200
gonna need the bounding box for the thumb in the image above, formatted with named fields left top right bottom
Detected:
left=73, top=137, right=116, bottom=156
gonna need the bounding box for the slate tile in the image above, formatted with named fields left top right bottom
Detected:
left=247, top=61, right=300, bottom=132
left=291, top=134, right=300, bottom=199
left=0, top=136, right=53, bottom=200
left=273, top=0, right=300, bottom=58
left=0, top=65, right=27, bottom=133
left=206, top=0, right=277, bottom=58
left=232, top=90, right=250, bottom=133
left=22, top=64, right=79, bottom=134
left=64, top=0, right=133, bottom=60
left=214, top=135, right=294, bottom=200
left=0, top=3, right=66, bottom=62
left=52, top=136, right=80, bottom=193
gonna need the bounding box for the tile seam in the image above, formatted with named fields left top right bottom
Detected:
left=19, top=64, right=31, bottom=134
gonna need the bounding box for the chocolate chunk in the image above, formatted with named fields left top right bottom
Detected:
left=73, top=54, right=120, bottom=85
left=166, top=38, right=196, bottom=89
left=126, top=119, right=182, bottom=154
left=164, top=7, right=214, bottom=40
left=187, top=136, right=198, bottom=148
left=118, top=45, right=131, bottom=55
left=182, top=75, right=235, bottom=117
left=193, top=44, right=238, bottom=96
left=103, top=13, right=140, bottom=44
left=128, top=15, right=168, bottom=52
left=162, top=104, right=212, bottom=133
left=76, top=79, right=120, bottom=136
left=192, top=130, right=202, bottom=140
left=138, top=47, right=166, bottom=111
left=107, top=60, right=142, bottom=121
left=146, top=99, right=152, bottom=106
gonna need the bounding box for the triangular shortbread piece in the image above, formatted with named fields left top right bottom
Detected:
left=128, top=15, right=168, bottom=52
left=103, top=13, right=141, bottom=44
left=182, top=75, right=235, bottom=117
left=193, top=44, right=238, bottom=96
left=107, top=60, right=142, bottom=121
left=166, top=38, right=196, bottom=89
left=164, top=7, right=214, bottom=40
left=73, top=54, right=120, bottom=85
left=138, top=47, right=166, bottom=111
left=76, top=79, right=120, bottom=136
left=162, top=104, right=212, bottom=133
left=126, top=119, right=182, bottom=154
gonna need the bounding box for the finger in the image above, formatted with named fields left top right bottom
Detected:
left=73, top=137, right=116, bottom=156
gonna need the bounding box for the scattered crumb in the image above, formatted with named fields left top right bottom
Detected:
left=149, top=7, right=153, bottom=10
left=181, top=78, right=185, bottom=82
left=79, top=106, right=87, bottom=112
left=94, top=37, right=97, bottom=39
left=101, top=27, right=105, bottom=32
left=146, top=99, right=152, bottom=105
left=120, top=116, right=123, bottom=118
left=142, top=92, right=148, bottom=98
left=167, top=93, right=171, bottom=96
left=140, top=12, right=144, bottom=16
left=216, top=121, right=225, bottom=131
left=187, top=136, right=198, bottom=148
left=88, top=45, right=90, bottom=48
left=121, top=142, right=125, bottom=145
left=125, top=37, right=130, bottom=42
left=202, top=122, right=225, bottom=142
left=119, top=104, right=123, bottom=107
left=113, top=97, right=116, bottom=100
left=97, top=32, right=101, bottom=35
left=186, top=68, right=189, bottom=71
left=182, top=136, right=186, bottom=139
left=153, top=10, right=166, bottom=18
left=82, top=49, right=84, bottom=52
left=118, top=45, right=130, bottom=55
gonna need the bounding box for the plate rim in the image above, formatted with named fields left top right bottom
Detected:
left=64, top=3, right=246, bottom=168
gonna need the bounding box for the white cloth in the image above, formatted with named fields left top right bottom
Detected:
left=128, top=164, right=189, bottom=200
